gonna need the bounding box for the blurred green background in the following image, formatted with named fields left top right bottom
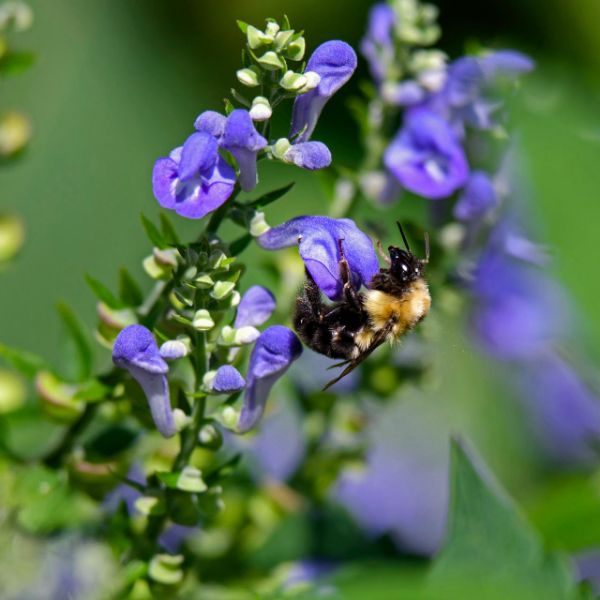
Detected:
left=2, top=0, right=600, bottom=519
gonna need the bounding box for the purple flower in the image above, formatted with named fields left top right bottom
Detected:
left=152, top=132, right=236, bottom=220
left=518, top=354, right=600, bottom=465
left=382, top=80, right=426, bottom=106
left=112, top=324, right=176, bottom=437
left=290, top=41, right=357, bottom=143
left=360, top=3, right=395, bottom=83
left=384, top=109, right=469, bottom=199
left=258, top=216, right=379, bottom=301
left=234, top=285, right=276, bottom=328
left=283, top=141, right=332, bottom=170
left=221, top=109, right=267, bottom=192
left=213, top=365, right=246, bottom=394
left=194, top=110, right=226, bottom=139
left=159, top=524, right=197, bottom=554
left=454, top=170, right=498, bottom=221
left=238, top=326, right=302, bottom=433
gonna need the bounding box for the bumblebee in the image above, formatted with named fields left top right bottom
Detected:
left=293, top=223, right=430, bottom=390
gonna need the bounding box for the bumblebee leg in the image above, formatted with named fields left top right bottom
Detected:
left=337, top=239, right=362, bottom=311
left=303, top=268, right=324, bottom=319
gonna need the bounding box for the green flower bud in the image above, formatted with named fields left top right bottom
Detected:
left=264, top=20, right=280, bottom=38
left=218, top=325, right=260, bottom=346
left=274, top=29, right=295, bottom=51
left=193, top=273, right=214, bottom=289
left=236, top=66, right=260, bottom=87
left=0, top=212, right=24, bottom=263
left=210, top=280, right=235, bottom=300
left=247, top=25, right=272, bottom=49
left=249, top=211, right=270, bottom=237
left=0, top=368, right=25, bottom=414
left=220, top=406, right=240, bottom=430
left=249, top=96, right=272, bottom=122
left=257, top=50, right=284, bottom=71
left=198, top=423, right=223, bottom=450
left=271, top=137, right=291, bottom=160
left=285, top=37, right=305, bottom=61
left=35, top=371, right=84, bottom=423
left=279, top=69, right=307, bottom=92
left=148, top=554, right=184, bottom=586
left=177, top=466, right=208, bottom=493
left=229, top=290, right=241, bottom=308
left=209, top=250, right=228, bottom=269
left=192, top=309, right=214, bottom=331
left=143, top=255, right=170, bottom=280
left=134, top=495, right=166, bottom=516
left=0, top=111, right=30, bottom=156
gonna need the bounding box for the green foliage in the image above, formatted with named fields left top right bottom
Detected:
left=85, top=273, right=124, bottom=309
left=57, top=302, right=93, bottom=381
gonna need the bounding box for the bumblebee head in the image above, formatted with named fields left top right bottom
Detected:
left=388, top=246, right=423, bottom=283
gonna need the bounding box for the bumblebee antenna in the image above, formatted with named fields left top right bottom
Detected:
left=396, top=221, right=411, bottom=253
left=423, top=232, right=430, bottom=264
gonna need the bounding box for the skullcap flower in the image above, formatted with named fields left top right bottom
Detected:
left=453, top=170, right=498, bottom=221
left=384, top=108, right=469, bottom=199
left=258, top=216, right=379, bottom=301
left=212, top=365, right=246, bottom=394
left=113, top=325, right=176, bottom=437
left=221, top=109, right=267, bottom=192
left=360, top=3, right=396, bottom=83
left=152, top=131, right=236, bottom=220
left=194, top=110, right=227, bottom=139
left=290, top=41, right=357, bottom=143
left=234, top=285, right=276, bottom=328
left=282, top=141, right=332, bottom=170
left=238, top=326, right=302, bottom=433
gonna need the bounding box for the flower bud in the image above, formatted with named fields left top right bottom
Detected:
left=193, top=273, right=214, bottom=289
left=173, top=408, right=192, bottom=431
left=135, top=495, right=166, bottom=516
left=249, top=211, right=270, bottom=237
left=298, top=71, right=321, bottom=93
left=0, top=369, right=25, bottom=414
left=236, top=66, right=260, bottom=87
left=192, top=309, right=215, bottom=331
left=177, top=466, right=207, bottom=493
left=274, top=29, right=295, bottom=50
left=148, top=554, right=184, bottom=586
left=202, top=370, right=217, bottom=390
left=0, top=212, right=24, bottom=262
left=249, top=96, right=272, bottom=122
left=246, top=25, right=272, bottom=49
left=36, top=371, right=84, bottom=423
left=220, top=406, right=240, bottom=430
left=218, top=325, right=260, bottom=346
left=143, top=255, right=170, bottom=280
left=198, top=423, right=223, bottom=450
left=209, top=250, right=228, bottom=269
left=0, top=111, right=30, bottom=156
left=154, top=247, right=179, bottom=268
left=257, top=50, right=284, bottom=71
left=279, top=70, right=307, bottom=92
left=285, top=37, right=305, bottom=61
left=271, top=137, right=291, bottom=160
left=0, top=2, right=33, bottom=32
left=210, top=280, right=236, bottom=300
left=160, top=339, right=189, bottom=360
left=264, top=20, right=280, bottom=38
left=229, top=290, right=241, bottom=308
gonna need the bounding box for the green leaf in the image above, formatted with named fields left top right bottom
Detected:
left=73, top=378, right=111, bottom=402
left=140, top=213, right=166, bottom=248
left=84, top=425, right=138, bottom=460
left=223, top=97, right=235, bottom=115
left=159, top=213, right=180, bottom=246
left=84, top=274, right=124, bottom=309
left=0, top=343, right=46, bottom=377
left=247, top=181, right=295, bottom=209
left=229, top=233, right=253, bottom=256
left=282, top=14, right=291, bottom=30
left=236, top=19, right=249, bottom=34
left=230, top=87, right=251, bottom=108
left=57, top=302, right=93, bottom=381
left=118, top=267, right=143, bottom=306
left=427, top=438, right=578, bottom=600
left=0, top=51, right=35, bottom=77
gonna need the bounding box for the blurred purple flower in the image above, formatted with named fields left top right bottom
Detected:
left=159, top=524, right=198, bottom=554
left=258, top=216, right=379, bottom=301
left=291, top=348, right=360, bottom=394
left=360, top=3, right=395, bottom=83
left=519, top=354, right=600, bottom=465
left=213, top=365, right=246, bottom=394
left=112, top=324, right=176, bottom=437
left=238, top=325, right=302, bottom=433
left=234, top=285, right=276, bottom=328
left=574, top=549, right=600, bottom=595
left=103, top=464, right=145, bottom=517
left=382, top=80, right=427, bottom=106
left=384, top=109, right=469, bottom=199
left=284, top=560, right=337, bottom=593
left=152, top=131, right=236, bottom=220
left=221, top=109, right=267, bottom=192
left=454, top=170, right=498, bottom=221
left=291, top=41, right=357, bottom=142
left=283, top=141, right=332, bottom=170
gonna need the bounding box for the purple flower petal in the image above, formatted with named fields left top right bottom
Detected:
left=178, top=132, right=218, bottom=182
left=453, top=170, right=498, bottom=221
left=290, top=41, right=357, bottom=142
left=194, top=110, right=227, bottom=139
left=238, top=326, right=302, bottom=433
left=258, top=216, right=379, bottom=301
left=213, top=365, right=246, bottom=394
left=234, top=285, right=276, bottom=328
left=383, top=80, right=426, bottom=106
left=480, top=50, right=534, bottom=79
left=221, top=109, right=267, bottom=192
left=283, top=141, right=332, bottom=170
left=384, top=109, right=469, bottom=199
left=365, top=3, right=395, bottom=47
left=113, top=325, right=176, bottom=437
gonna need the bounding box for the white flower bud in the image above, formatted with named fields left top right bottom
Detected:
left=221, top=406, right=240, bottom=430
left=210, top=280, right=236, bottom=300
left=236, top=67, right=260, bottom=87
left=298, top=71, right=321, bottom=93
left=264, top=21, right=280, bottom=38
left=249, top=211, right=270, bottom=237
left=202, top=370, right=217, bottom=390
left=279, top=70, right=307, bottom=92
left=249, top=96, right=272, bottom=122
left=173, top=408, right=192, bottom=431
left=234, top=325, right=261, bottom=345
left=247, top=25, right=272, bottom=49
left=257, top=51, right=284, bottom=71
left=177, top=466, right=207, bottom=493
left=229, top=291, right=241, bottom=308
left=192, top=309, right=215, bottom=331
left=271, top=137, right=291, bottom=160
left=159, top=339, right=189, bottom=360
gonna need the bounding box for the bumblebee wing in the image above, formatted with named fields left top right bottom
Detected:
left=322, top=322, right=393, bottom=391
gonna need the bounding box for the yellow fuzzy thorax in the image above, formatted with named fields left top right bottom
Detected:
left=355, top=279, right=431, bottom=351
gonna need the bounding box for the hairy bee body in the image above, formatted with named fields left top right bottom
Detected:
left=293, top=229, right=430, bottom=388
